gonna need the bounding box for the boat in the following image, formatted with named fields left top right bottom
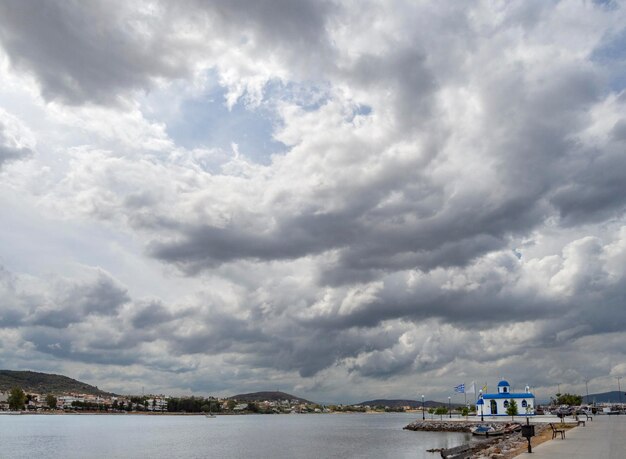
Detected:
left=470, top=423, right=520, bottom=437
left=504, top=423, right=522, bottom=434
left=470, top=425, right=505, bottom=437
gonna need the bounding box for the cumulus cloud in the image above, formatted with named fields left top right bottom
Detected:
left=0, top=0, right=625, bottom=401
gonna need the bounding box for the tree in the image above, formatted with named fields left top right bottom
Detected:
left=434, top=406, right=448, bottom=420
left=247, top=402, right=259, bottom=413
left=555, top=393, right=583, bottom=406
left=461, top=406, right=469, bottom=418
left=46, top=394, right=58, bottom=410
left=8, top=387, right=26, bottom=411
left=506, top=399, right=518, bottom=420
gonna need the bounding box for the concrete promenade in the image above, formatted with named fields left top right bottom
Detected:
left=514, top=415, right=626, bottom=458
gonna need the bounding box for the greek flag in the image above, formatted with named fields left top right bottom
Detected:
left=454, top=383, right=465, bottom=393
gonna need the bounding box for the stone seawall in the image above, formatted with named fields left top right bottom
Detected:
left=403, top=420, right=500, bottom=432
left=404, top=420, right=550, bottom=458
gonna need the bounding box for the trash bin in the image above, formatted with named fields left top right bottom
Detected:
left=521, top=424, right=535, bottom=438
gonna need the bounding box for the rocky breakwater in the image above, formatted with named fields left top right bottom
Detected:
left=471, top=424, right=549, bottom=459
left=404, top=420, right=550, bottom=458
left=404, top=420, right=491, bottom=432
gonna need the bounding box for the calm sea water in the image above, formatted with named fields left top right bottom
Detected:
left=0, top=413, right=470, bottom=458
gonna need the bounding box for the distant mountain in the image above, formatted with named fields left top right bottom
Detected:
left=583, top=391, right=626, bottom=404
left=229, top=391, right=313, bottom=404
left=357, top=399, right=464, bottom=408
left=0, top=370, right=114, bottom=396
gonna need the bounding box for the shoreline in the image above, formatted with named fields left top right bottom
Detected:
left=404, top=419, right=578, bottom=459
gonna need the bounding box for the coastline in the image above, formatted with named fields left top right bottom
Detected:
left=404, top=419, right=576, bottom=459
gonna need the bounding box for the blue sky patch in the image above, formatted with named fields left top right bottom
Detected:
left=165, top=84, right=287, bottom=165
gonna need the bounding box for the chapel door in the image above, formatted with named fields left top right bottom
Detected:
left=490, top=400, right=497, bottom=414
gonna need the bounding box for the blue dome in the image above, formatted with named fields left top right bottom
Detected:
left=476, top=399, right=484, bottom=405
left=497, top=380, right=510, bottom=387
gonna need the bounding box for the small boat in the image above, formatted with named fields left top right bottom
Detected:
left=205, top=413, right=216, bottom=418
left=470, top=425, right=505, bottom=437
left=503, top=422, right=522, bottom=433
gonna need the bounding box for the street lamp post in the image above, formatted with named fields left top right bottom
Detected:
left=618, top=377, right=622, bottom=407
left=479, top=389, right=484, bottom=422
left=422, top=395, right=425, bottom=420
left=448, top=396, right=451, bottom=418
left=585, top=379, right=589, bottom=405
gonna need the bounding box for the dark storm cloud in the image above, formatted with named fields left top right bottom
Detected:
left=0, top=0, right=336, bottom=106
left=21, top=327, right=138, bottom=366
left=346, top=48, right=437, bottom=130
left=131, top=300, right=176, bottom=329
left=193, top=0, right=335, bottom=57
left=148, top=210, right=356, bottom=270
left=148, top=174, right=544, bottom=281
left=0, top=0, right=187, bottom=105
left=550, top=143, right=626, bottom=225
left=2, top=270, right=164, bottom=366
left=0, top=266, right=26, bottom=326
left=219, top=326, right=403, bottom=378
left=29, top=272, right=129, bottom=328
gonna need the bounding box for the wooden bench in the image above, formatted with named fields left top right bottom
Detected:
left=439, top=443, right=473, bottom=459
left=550, top=423, right=565, bottom=439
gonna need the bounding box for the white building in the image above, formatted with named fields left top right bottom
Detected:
left=476, top=380, right=535, bottom=416
left=146, top=398, right=168, bottom=411
left=58, top=395, right=85, bottom=409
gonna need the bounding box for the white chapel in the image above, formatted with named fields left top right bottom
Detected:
left=476, top=380, right=535, bottom=416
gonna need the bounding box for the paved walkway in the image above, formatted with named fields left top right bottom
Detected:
left=514, top=415, right=626, bottom=458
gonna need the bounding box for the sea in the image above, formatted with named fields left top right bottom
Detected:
left=0, top=412, right=470, bottom=458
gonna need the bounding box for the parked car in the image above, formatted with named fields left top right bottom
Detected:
left=555, top=405, right=574, bottom=417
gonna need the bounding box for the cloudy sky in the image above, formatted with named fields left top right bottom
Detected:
left=0, top=0, right=625, bottom=404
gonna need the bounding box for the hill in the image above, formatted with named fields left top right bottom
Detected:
left=229, top=391, right=313, bottom=404
left=0, top=370, right=114, bottom=396
left=583, top=391, right=626, bottom=404
left=357, top=399, right=464, bottom=408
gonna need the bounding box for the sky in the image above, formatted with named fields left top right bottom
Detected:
left=0, top=0, right=625, bottom=404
